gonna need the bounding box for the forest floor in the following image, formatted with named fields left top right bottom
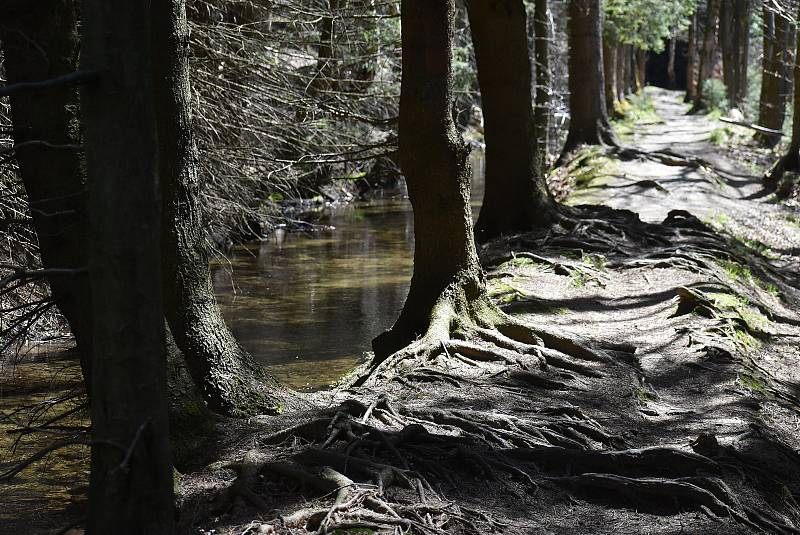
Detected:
left=179, top=88, right=800, bottom=535
left=4, top=89, right=800, bottom=534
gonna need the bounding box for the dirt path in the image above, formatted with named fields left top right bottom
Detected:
left=578, top=88, right=800, bottom=264
left=181, top=90, right=800, bottom=535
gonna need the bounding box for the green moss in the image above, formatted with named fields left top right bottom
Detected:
left=709, top=126, right=733, bottom=146
left=718, top=260, right=752, bottom=282
left=634, top=387, right=657, bottom=403
left=570, top=271, right=590, bottom=288
left=738, top=373, right=766, bottom=393
left=563, top=148, right=618, bottom=206
left=333, top=529, right=375, bottom=535
left=582, top=253, right=607, bottom=271
left=182, top=401, right=203, bottom=416
left=763, top=283, right=781, bottom=298
left=707, top=212, right=730, bottom=227
left=707, top=291, right=770, bottom=333
left=500, top=256, right=545, bottom=268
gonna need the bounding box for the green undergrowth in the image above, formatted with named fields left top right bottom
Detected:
left=717, top=259, right=781, bottom=298
left=738, top=372, right=767, bottom=394
left=676, top=284, right=771, bottom=353
left=560, top=147, right=619, bottom=205
left=705, top=212, right=783, bottom=261
left=709, top=125, right=735, bottom=146
left=612, top=92, right=663, bottom=141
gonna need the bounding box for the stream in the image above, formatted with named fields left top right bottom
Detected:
left=0, top=152, right=485, bottom=532
left=212, top=151, right=485, bottom=390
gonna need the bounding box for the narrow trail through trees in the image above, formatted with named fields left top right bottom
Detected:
left=182, top=88, right=800, bottom=534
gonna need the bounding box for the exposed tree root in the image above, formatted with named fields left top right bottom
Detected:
left=194, top=172, right=800, bottom=533
left=347, top=289, right=622, bottom=396
left=208, top=394, right=799, bottom=534
left=550, top=473, right=799, bottom=534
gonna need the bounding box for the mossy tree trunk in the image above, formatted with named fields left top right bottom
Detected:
left=80, top=0, right=174, bottom=530
left=372, top=0, right=487, bottom=360
left=150, top=0, right=288, bottom=417
left=0, top=1, right=93, bottom=387
left=560, top=0, right=617, bottom=159
left=467, top=0, right=558, bottom=242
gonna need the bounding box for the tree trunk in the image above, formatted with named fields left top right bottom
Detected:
left=764, top=3, right=800, bottom=187
left=150, top=0, right=288, bottom=417
left=467, top=0, right=558, bottom=241
left=533, top=0, right=551, bottom=175
left=635, top=48, right=647, bottom=92
left=372, top=0, right=485, bottom=359
left=694, top=0, right=719, bottom=111
left=603, top=33, right=618, bottom=113
left=80, top=0, right=174, bottom=531
left=315, top=0, right=344, bottom=90
left=719, top=0, right=735, bottom=102
left=720, top=0, right=751, bottom=107
left=0, top=1, right=93, bottom=388
left=560, top=0, right=617, bottom=158
left=627, top=46, right=637, bottom=95
left=756, top=7, right=788, bottom=146
left=686, top=10, right=698, bottom=102
left=780, top=16, right=796, bottom=124
left=668, top=31, right=677, bottom=89
left=733, top=0, right=751, bottom=106
left=617, top=43, right=628, bottom=102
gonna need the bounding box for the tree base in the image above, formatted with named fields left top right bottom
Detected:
left=358, top=285, right=624, bottom=390
left=764, top=152, right=799, bottom=196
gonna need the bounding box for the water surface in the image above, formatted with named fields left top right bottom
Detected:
left=213, top=152, right=485, bottom=390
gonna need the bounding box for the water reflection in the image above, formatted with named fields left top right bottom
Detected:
left=212, top=151, right=485, bottom=391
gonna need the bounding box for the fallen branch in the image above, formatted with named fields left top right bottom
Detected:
left=719, top=117, right=783, bottom=137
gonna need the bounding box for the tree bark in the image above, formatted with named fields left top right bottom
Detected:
left=756, top=7, right=788, bottom=146
left=720, top=0, right=751, bottom=107
left=150, top=0, right=288, bottom=417
left=80, top=0, right=174, bottom=531
left=719, top=0, right=735, bottom=101
left=533, top=0, right=551, bottom=175
left=617, top=43, right=628, bottom=101
left=560, top=0, right=617, bottom=158
left=0, top=1, right=93, bottom=387
left=734, top=0, right=751, bottom=106
left=668, top=31, right=677, bottom=90
left=686, top=10, right=698, bottom=102
left=780, top=15, right=796, bottom=124
left=693, top=0, right=719, bottom=111
left=467, top=0, right=558, bottom=241
left=635, top=48, right=647, bottom=92
left=314, top=0, right=345, bottom=91
left=372, top=0, right=485, bottom=359
left=603, top=33, right=618, bottom=113
left=764, top=3, right=800, bottom=187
